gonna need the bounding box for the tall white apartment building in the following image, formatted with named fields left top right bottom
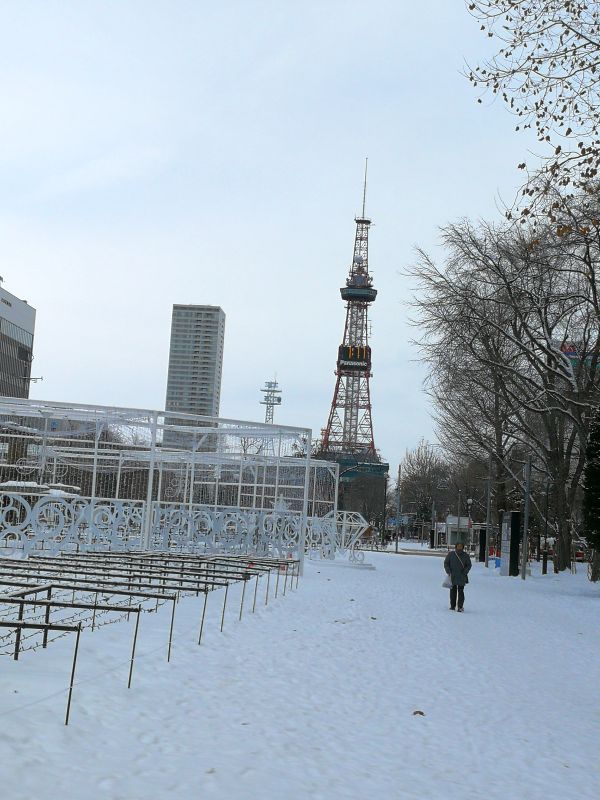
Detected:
left=165, top=305, right=225, bottom=419
left=0, top=278, right=36, bottom=398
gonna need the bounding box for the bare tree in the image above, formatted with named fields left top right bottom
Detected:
left=239, top=436, right=265, bottom=456
left=409, top=209, right=600, bottom=569
left=467, top=1, right=600, bottom=219
left=400, top=440, right=450, bottom=524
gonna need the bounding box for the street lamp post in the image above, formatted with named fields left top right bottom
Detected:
left=456, top=489, right=462, bottom=545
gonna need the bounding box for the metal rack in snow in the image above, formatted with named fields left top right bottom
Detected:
left=0, top=551, right=300, bottom=724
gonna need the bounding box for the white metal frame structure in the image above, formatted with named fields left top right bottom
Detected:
left=0, top=399, right=352, bottom=570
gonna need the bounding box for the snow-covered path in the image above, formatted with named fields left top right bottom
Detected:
left=1, top=553, right=599, bottom=800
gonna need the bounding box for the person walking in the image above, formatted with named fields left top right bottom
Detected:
left=444, top=541, right=472, bottom=611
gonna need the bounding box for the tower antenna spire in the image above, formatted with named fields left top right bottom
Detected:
left=362, top=157, right=368, bottom=218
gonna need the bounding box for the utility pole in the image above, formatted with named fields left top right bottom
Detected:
left=485, top=453, right=492, bottom=568
left=520, top=454, right=532, bottom=580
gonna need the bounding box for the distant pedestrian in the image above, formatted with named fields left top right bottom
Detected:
left=444, top=542, right=472, bottom=612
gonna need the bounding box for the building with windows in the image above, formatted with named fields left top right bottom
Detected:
left=0, top=279, right=36, bottom=398
left=164, top=305, right=225, bottom=446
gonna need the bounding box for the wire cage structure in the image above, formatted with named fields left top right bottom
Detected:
left=0, top=399, right=345, bottom=569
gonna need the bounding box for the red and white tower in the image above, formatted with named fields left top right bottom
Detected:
left=321, top=165, right=378, bottom=458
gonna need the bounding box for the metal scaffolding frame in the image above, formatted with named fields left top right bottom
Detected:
left=0, top=399, right=344, bottom=570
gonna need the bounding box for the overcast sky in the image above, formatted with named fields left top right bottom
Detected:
left=0, top=1, right=538, bottom=470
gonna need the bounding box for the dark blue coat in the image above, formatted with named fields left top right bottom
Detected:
left=444, top=549, right=472, bottom=587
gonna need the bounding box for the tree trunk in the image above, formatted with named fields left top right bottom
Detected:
left=554, top=498, right=572, bottom=572
left=494, top=457, right=507, bottom=523
left=589, top=551, right=600, bottom=583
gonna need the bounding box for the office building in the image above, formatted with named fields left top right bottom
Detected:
left=0, top=279, right=36, bottom=398
left=165, top=304, right=225, bottom=420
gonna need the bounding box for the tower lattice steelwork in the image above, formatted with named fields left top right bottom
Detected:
left=260, top=379, right=282, bottom=424
left=321, top=168, right=378, bottom=457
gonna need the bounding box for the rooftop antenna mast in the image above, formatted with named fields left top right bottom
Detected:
left=260, top=378, right=282, bottom=425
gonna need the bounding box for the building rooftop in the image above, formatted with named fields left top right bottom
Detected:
left=0, top=280, right=36, bottom=335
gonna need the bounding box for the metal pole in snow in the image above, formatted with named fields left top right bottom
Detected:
left=239, top=579, right=246, bottom=620
left=299, top=434, right=311, bottom=576
left=142, top=411, right=158, bottom=550
left=395, top=465, right=401, bottom=553
left=65, top=624, right=82, bottom=726
left=542, top=479, right=550, bottom=575
left=198, top=591, right=208, bottom=644
left=252, top=574, right=259, bottom=612
left=167, top=597, right=176, bottom=661
left=521, top=454, right=532, bottom=580
left=485, top=453, right=492, bottom=568
left=128, top=606, right=141, bottom=688
left=220, top=584, right=228, bottom=632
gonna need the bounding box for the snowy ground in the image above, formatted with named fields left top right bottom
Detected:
left=1, top=552, right=599, bottom=800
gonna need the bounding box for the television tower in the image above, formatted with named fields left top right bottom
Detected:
left=321, top=161, right=378, bottom=457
